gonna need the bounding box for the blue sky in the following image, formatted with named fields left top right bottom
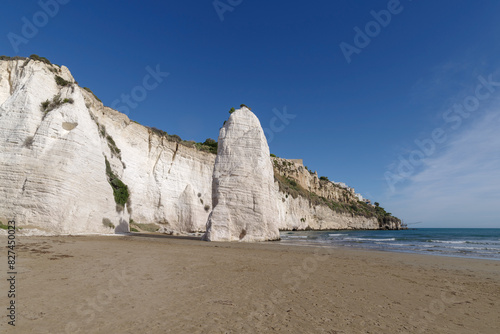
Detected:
left=1, top=0, right=499, bottom=228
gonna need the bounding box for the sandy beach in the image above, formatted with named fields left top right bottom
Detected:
left=1, top=234, right=499, bottom=333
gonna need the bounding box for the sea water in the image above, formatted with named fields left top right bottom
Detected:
left=279, top=228, right=500, bottom=260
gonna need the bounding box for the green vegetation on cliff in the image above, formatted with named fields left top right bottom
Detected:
left=105, top=157, right=129, bottom=208
left=30, top=54, right=52, bottom=65
left=0, top=55, right=27, bottom=61
left=40, top=94, right=74, bottom=116
left=148, top=126, right=218, bottom=155
left=55, top=75, right=70, bottom=87
left=196, top=138, right=218, bottom=154
left=274, top=170, right=399, bottom=228
left=83, top=87, right=102, bottom=103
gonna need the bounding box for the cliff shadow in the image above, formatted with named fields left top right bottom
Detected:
left=114, top=218, right=129, bottom=233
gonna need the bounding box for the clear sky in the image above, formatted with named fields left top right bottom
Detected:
left=1, top=0, right=499, bottom=228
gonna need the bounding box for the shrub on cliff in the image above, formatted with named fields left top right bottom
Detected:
left=105, top=157, right=130, bottom=208
left=55, top=75, right=70, bottom=87
left=274, top=173, right=303, bottom=199
left=150, top=127, right=166, bottom=137
left=41, top=100, right=50, bottom=111
left=0, top=56, right=28, bottom=61
left=168, top=134, right=182, bottom=143
left=40, top=94, right=73, bottom=116
left=202, top=138, right=219, bottom=154
left=196, top=138, right=218, bottom=154
left=83, top=87, right=102, bottom=103
left=180, top=140, right=197, bottom=148
left=110, top=177, right=129, bottom=206
left=204, top=138, right=217, bottom=146
left=148, top=127, right=186, bottom=144
left=229, top=107, right=235, bottom=114
left=105, top=135, right=121, bottom=157
left=30, top=54, right=51, bottom=65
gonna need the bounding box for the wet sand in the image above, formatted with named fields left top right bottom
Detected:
left=1, top=234, right=499, bottom=333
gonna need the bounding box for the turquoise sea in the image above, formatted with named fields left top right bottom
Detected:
left=280, top=228, right=500, bottom=260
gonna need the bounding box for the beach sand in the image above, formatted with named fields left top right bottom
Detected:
left=1, top=234, right=499, bottom=333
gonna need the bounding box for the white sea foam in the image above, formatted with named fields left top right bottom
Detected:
left=278, top=229, right=500, bottom=260
left=345, top=237, right=396, bottom=242
left=448, top=246, right=477, bottom=250
left=467, top=240, right=500, bottom=245
left=429, top=240, right=466, bottom=244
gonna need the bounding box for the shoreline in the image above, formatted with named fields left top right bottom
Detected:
left=280, top=228, right=500, bottom=262
left=1, top=234, right=499, bottom=333
left=279, top=240, right=500, bottom=262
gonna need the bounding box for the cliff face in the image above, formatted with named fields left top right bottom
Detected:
left=273, top=158, right=401, bottom=230
left=0, top=58, right=400, bottom=234
left=0, top=59, right=128, bottom=234
left=203, top=108, right=280, bottom=241
left=92, top=107, right=215, bottom=234
left=0, top=59, right=214, bottom=234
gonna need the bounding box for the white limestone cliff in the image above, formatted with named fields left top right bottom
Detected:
left=272, top=158, right=400, bottom=230
left=0, top=58, right=400, bottom=236
left=0, top=59, right=128, bottom=234
left=0, top=58, right=214, bottom=234
left=277, top=194, right=378, bottom=230
left=203, top=108, right=280, bottom=242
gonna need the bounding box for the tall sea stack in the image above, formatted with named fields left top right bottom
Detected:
left=203, top=107, right=280, bottom=242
